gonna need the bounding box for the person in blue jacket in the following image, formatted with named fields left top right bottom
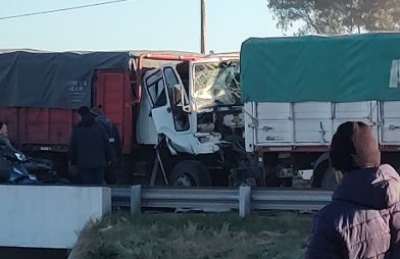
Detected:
left=305, top=121, right=400, bottom=258
left=69, top=106, right=113, bottom=185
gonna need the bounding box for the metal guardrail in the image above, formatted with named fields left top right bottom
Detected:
left=111, top=186, right=333, bottom=217
left=251, top=189, right=332, bottom=211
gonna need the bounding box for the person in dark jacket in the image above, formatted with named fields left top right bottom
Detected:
left=0, top=121, right=19, bottom=154
left=305, top=121, right=400, bottom=258
left=90, top=105, right=122, bottom=184
left=0, top=121, right=19, bottom=182
left=68, top=106, right=113, bottom=185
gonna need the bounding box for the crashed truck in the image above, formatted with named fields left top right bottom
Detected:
left=0, top=49, right=250, bottom=186
left=241, top=32, right=400, bottom=190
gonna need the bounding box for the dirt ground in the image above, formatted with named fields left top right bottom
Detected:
left=71, top=212, right=313, bottom=259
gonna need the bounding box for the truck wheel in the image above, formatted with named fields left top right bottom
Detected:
left=321, top=167, right=338, bottom=190
left=169, top=160, right=212, bottom=187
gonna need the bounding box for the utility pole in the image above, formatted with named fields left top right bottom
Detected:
left=200, top=0, right=206, bottom=54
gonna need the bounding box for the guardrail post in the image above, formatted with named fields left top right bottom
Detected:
left=239, top=185, right=251, bottom=218
left=130, top=185, right=142, bottom=215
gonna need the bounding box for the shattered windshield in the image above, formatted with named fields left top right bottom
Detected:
left=193, top=60, right=241, bottom=110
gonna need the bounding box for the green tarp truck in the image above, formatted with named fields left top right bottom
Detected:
left=240, top=33, right=400, bottom=189
left=241, top=33, right=400, bottom=103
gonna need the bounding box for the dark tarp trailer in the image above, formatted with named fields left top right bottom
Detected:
left=0, top=50, right=130, bottom=109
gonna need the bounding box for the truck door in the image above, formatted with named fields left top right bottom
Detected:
left=144, top=66, right=219, bottom=155
left=143, top=67, right=191, bottom=136
left=143, top=69, right=174, bottom=138
left=161, top=66, right=191, bottom=132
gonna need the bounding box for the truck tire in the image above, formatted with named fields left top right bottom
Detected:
left=321, top=167, right=338, bottom=190
left=169, top=160, right=212, bottom=187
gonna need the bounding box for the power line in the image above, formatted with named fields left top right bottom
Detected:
left=0, top=0, right=131, bottom=21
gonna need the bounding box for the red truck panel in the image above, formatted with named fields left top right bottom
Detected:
left=0, top=69, right=133, bottom=154
left=94, top=70, right=133, bottom=153
left=0, top=107, right=78, bottom=151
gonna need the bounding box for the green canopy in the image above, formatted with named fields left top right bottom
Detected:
left=240, top=33, right=400, bottom=103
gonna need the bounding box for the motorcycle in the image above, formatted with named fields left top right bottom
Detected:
left=1, top=151, right=70, bottom=185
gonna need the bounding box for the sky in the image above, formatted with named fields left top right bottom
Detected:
left=0, top=0, right=292, bottom=53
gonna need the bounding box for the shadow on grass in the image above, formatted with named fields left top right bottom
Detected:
left=72, top=212, right=313, bottom=259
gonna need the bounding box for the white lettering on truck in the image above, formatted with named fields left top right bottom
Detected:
left=389, top=59, right=400, bottom=88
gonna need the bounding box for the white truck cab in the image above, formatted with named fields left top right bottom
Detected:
left=135, top=53, right=257, bottom=187
left=137, top=54, right=242, bottom=153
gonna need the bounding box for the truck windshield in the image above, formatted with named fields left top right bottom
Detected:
left=193, top=60, right=241, bottom=110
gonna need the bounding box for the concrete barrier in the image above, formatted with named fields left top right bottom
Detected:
left=0, top=185, right=111, bottom=249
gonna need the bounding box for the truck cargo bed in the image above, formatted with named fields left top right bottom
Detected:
left=244, top=101, right=400, bottom=152
left=0, top=107, right=78, bottom=152
left=0, top=70, right=133, bottom=154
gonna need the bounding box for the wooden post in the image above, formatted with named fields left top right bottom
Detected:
left=200, top=0, right=206, bottom=54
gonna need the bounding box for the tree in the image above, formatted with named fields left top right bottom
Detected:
left=267, top=0, right=400, bottom=35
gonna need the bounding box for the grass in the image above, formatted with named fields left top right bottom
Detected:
left=71, top=212, right=313, bottom=259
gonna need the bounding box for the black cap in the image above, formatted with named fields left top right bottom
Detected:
left=77, top=106, right=90, bottom=116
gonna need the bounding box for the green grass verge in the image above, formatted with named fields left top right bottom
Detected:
left=72, top=212, right=312, bottom=259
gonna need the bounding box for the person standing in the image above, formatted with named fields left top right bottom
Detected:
left=305, top=121, right=400, bottom=258
left=68, top=106, right=113, bottom=185
left=0, top=121, right=19, bottom=154
left=90, top=105, right=122, bottom=185
left=0, top=121, right=19, bottom=182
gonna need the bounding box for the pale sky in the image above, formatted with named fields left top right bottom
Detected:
left=0, top=0, right=292, bottom=52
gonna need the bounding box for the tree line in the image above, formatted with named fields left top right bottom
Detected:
left=267, top=0, right=400, bottom=35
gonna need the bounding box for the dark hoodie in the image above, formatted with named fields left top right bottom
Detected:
left=305, top=164, right=400, bottom=258
left=68, top=114, right=112, bottom=169
left=90, top=107, right=122, bottom=160
left=91, top=107, right=113, bottom=132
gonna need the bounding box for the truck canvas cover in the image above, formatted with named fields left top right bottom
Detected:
left=240, top=33, right=400, bottom=103
left=0, top=50, right=130, bottom=109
